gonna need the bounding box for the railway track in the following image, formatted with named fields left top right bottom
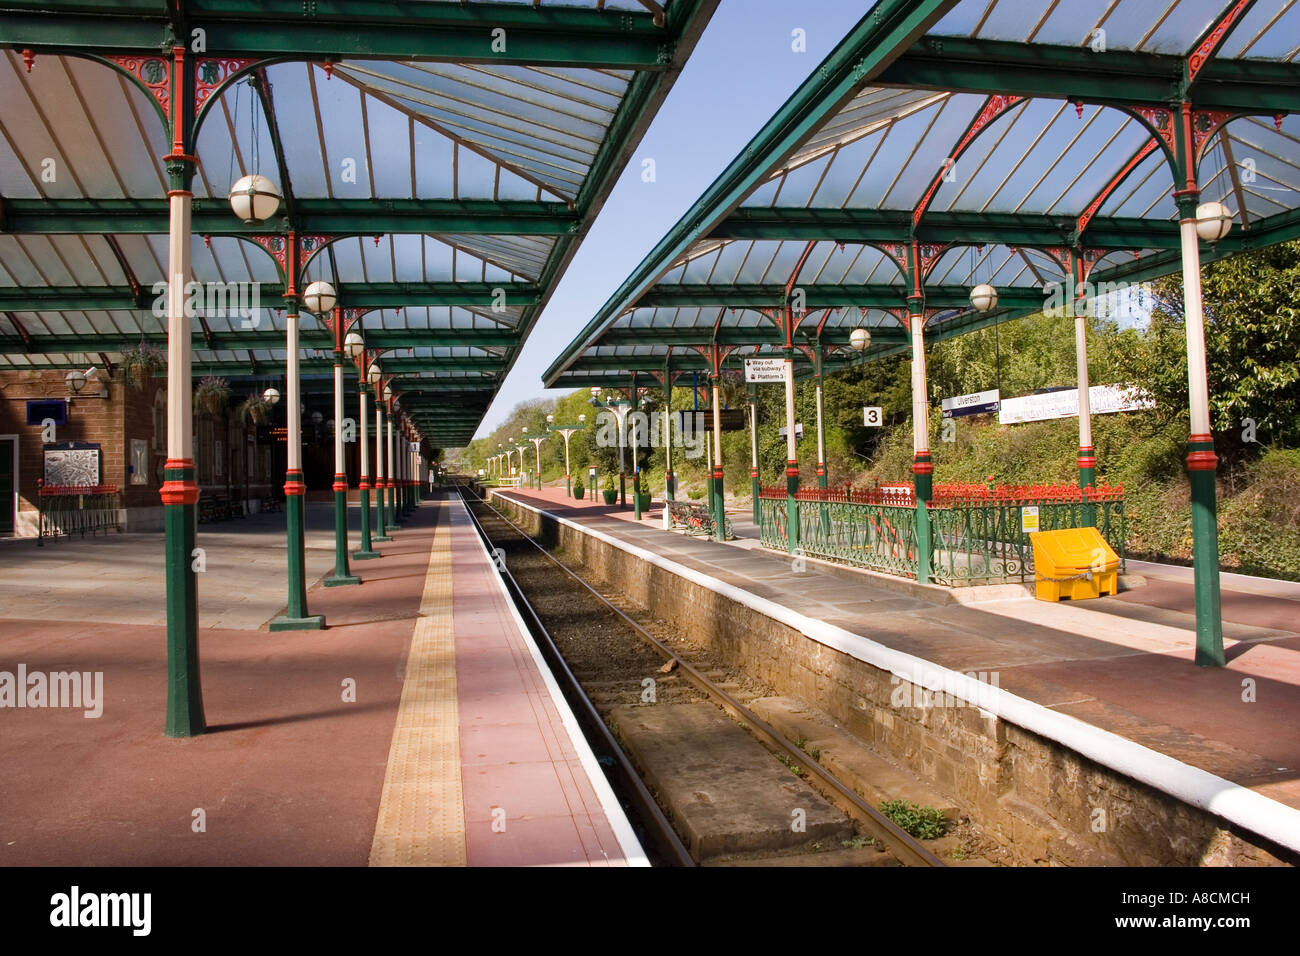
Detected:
left=457, top=482, right=944, bottom=868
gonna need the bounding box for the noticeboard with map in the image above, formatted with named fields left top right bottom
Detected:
left=43, top=442, right=101, bottom=487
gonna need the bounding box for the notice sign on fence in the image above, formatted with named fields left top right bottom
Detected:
left=744, top=358, right=786, bottom=383
left=1021, top=506, right=1040, bottom=533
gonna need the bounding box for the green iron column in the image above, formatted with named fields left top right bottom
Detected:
left=813, top=344, right=831, bottom=538
left=373, top=398, right=391, bottom=542
left=908, top=300, right=933, bottom=586
left=814, top=346, right=828, bottom=492
left=270, top=300, right=325, bottom=630
left=663, top=375, right=676, bottom=504
left=782, top=348, right=799, bottom=554
left=749, top=382, right=760, bottom=526
left=631, top=389, right=644, bottom=520
left=1176, top=186, right=1225, bottom=667
left=354, top=377, right=379, bottom=559
left=709, top=375, right=725, bottom=540
left=162, top=146, right=204, bottom=736
left=326, top=310, right=360, bottom=586
left=386, top=404, right=399, bottom=529
left=1067, top=249, right=1098, bottom=526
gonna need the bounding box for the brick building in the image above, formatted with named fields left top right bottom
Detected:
left=0, top=369, right=283, bottom=536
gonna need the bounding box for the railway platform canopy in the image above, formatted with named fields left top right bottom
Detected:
left=542, top=0, right=1300, bottom=670
left=0, top=0, right=718, bottom=734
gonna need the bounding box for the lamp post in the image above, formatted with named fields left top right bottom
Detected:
left=523, top=426, right=546, bottom=490
left=351, top=341, right=379, bottom=560
left=546, top=412, right=586, bottom=497
left=590, top=390, right=631, bottom=507
left=319, top=298, right=360, bottom=587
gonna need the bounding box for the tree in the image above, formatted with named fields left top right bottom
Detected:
left=1114, top=240, right=1300, bottom=453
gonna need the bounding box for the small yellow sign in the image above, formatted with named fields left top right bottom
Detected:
left=1021, top=506, right=1040, bottom=533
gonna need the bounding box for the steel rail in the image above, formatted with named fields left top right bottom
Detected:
left=460, top=482, right=945, bottom=868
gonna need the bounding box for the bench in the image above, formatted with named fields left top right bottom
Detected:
left=260, top=496, right=282, bottom=514
left=667, top=499, right=733, bottom=540
left=198, top=495, right=246, bottom=523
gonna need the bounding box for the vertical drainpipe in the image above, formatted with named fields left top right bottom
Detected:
left=161, top=54, right=204, bottom=732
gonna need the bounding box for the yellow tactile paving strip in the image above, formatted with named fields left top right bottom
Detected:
left=368, top=501, right=467, bottom=866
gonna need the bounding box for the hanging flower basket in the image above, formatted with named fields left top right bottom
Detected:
left=121, top=344, right=165, bottom=390
left=194, top=376, right=231, bottom=416
left=237, top=394, right=271, bottom=426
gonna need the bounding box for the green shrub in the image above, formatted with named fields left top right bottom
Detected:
left=879, top=800, right=948, bottom=840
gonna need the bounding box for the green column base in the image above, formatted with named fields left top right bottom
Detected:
left=786, top=467, right=799, bottom=554
left=372, top=535, right=392, bottom=543
left=329, top=487, right=360, bottom=586
left=357, top=487, right=377, bottom=557
left=1188, top=441, right=1225, bottom=668
left=280, top=487, right=324, bottom=631
left=164, top=489, right=204, bottom=738
left=916, top=500, right=932, bottom=586
left=751, top=471, right=760, bottom=525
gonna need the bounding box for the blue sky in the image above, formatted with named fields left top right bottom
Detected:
left=472, top=0, right=866, bottom=439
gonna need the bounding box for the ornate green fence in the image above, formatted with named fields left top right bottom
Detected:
left=758, top=482, right=1126, bottom=586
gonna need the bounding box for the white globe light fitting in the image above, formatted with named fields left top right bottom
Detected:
left=590, top=386, right=600, bottom=397
left=263, top=387, right=281, bottom=405
left=228, top=173, right=281, bottom=225
left=970, top=283, right=999, bottom=313
left=368, top=364, right=381, bottom=385
left=311, top=411, right=323, bottom=425
left=343, top=330, right=365, bottom=360
left=65, top=369, right=86, bottom=394
left=382, top=384, right=392, bottom=400
left=302, top=280, right=337, bottom=315
left=849, top=327, right=871, bottom=351
left=1195, top=201, right=1233, bottom=242
left=546, top=414, right=554, bottom=423
left=578, top=413, right=586, bottom=423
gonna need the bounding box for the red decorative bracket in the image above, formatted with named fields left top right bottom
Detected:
left=1188, top=0, right=1252, bottom=84
left=195, top=57, right=261, bottom=113
left=107, top=54, right=170, bottom=117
